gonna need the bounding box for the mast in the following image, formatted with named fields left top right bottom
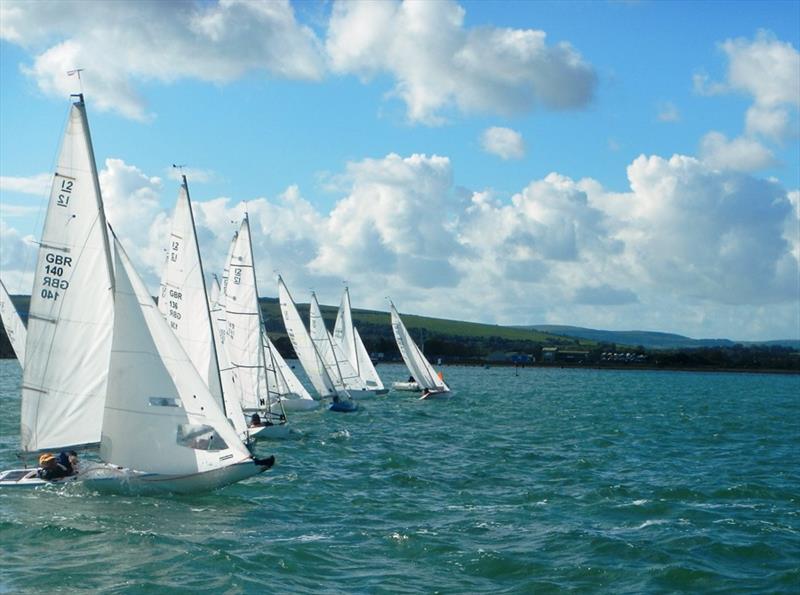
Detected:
left=183, top=174, right=227, bottom=417
left=243, top=213, right=273, bottom=412
left=74, top=93, right=115, bottom=293
left=345, top=287, right=360, bottom=376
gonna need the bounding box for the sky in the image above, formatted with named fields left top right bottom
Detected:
left=0, top=0, right=798, bottom=342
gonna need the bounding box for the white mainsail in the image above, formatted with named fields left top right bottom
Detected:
left=158, top=178, right=246, bottom=436
left=309, top=293, right=369, bottom=394
left=100, top=236, right=253, bottom=476
left=0, top=279, right=26, bottom=366
left=21, top=96, right=115, bottom=452
left=333, top=287, right=384, bottom=392
left=390, top=303, right=449, bottom=392
left=278, top=276, right=345, bottom=400
left=222, top=216, right=287, bottom=426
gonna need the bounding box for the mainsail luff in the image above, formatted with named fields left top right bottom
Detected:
left=20, top=96, right=115, bottom=452
left=0, top=279, right=26, bottom=366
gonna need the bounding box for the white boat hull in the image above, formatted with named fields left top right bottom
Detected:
left=249, top=422, right=292, bottom=440
left=392, top=381, right=420, bottom=392
left=80, top=457, right=274, bottom=495
left=278, top=397, right=320, bottom=411
left=348, top=389, right=380, bottom=400
left=0, top=468, right=80, bottom=489
left=419, top=389, right=451, bottom=400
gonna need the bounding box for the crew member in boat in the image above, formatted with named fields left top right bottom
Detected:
left=37, top=453, right=72, bottom=481
left=249, top=412, right=263, bottom=427
left=57, top=450, right=79, bottom=475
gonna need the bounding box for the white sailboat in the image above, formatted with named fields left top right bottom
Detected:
left=310, top=292, right=376, bottom=399
left=157, top=175, right=249, bottom=441
left=0, top=279, right=26, bottom=366
left=389, top=302, right=451, bottom=399
left=0, top=94, right=113, bottom=487
left=81, top=235, right=274, bottom=493
left=333, top=287, right=386, bottom=396
left=1, top=94, right=274, bottom=491
left=278, top=276, right=357, bottom=412
left=222, top=215, right=290, bottom=437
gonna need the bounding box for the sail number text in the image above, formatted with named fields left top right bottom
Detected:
left=55, top=175, right=74, bottom=208
left=39, top=253, right=72, bottom=300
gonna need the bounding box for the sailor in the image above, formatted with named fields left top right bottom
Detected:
left=250, top=412, right=262, bottom=427
left=37, top=453, right=71, bottom=481
left=57, top=450, right=79, bottom=475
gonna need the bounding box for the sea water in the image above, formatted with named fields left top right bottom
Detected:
left=0, top=359, right=798, bottom=593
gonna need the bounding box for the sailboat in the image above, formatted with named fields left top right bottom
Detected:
left=0, top=94, right=115, bottom=487
left=389, top=301, right=451, bottom=399
left=310, top=292, right=377, bottom=399
left=0, top=279, right=26, bottom=366
left=278, top=277, right=357, bottom=412
left=222, top=215, right=290, bottom=437
left=1, top=94, right=274, bottom=491
left=333, top=287, right=386, bottom=395
left=81, top=235, right=274, bottom=493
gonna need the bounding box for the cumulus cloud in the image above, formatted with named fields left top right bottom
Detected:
left=480, top=127, right=525, bottom=159
left=698, top=31, right=799, bottom=141
left=698, top=131, right=777, bottom=171
left=2, top=148, right=797, bottom=341
left=1, top=0, right=324, bottom=120
left=0, top=173, right=51, bottom=196
left=325, top=0, right=596, bottom=124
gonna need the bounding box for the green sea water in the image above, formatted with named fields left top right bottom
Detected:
left=1, top=359, right=798, bottom=593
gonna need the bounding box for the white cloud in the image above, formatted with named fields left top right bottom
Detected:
left=0, top=172, right=51, bottom=195
left=698, top=131, right=776, bottom=172
left=657, top=101, right=680, bottom=123
left=3, top=149, right=797, bottom=341
left=480, top=127, right=525, bottom=159
left=698, top=31, right=799, bottom=141
left=325, top=0, right=596, bottom=124
left=2, top=0, right=325, bottom=120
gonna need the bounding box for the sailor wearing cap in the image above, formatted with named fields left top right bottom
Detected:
left=37, top=452, right=71, bottom=481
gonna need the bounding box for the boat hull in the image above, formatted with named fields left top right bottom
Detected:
left=329, top=400, right=359, bottom=412
left=278, top=398, right=320, bottom=412
left=0, top=468, right=80, bottom=489
left=349, top=389, right=380, bottom=400
left=81, top=457, right=274, bottom=495
left=392, top=381, right=420, bottom=392
left=419, top=389, right=451, bottom=400
left=249, top=422, right=292, bottom=440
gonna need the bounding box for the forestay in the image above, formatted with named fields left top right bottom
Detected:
left=0, top=279, right=26, bottom=366
left=101, top=237, right=251, bottom=475
left=158, top=180, right=246, bottom=436
left=390, top=303, right=449, bottom=392
left=21, top=98, right=114, bottom=452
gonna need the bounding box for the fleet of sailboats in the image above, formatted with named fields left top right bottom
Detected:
left=0, top=92, right=456, bottom=491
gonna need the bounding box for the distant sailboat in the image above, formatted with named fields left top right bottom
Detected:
left=310, top=292, right=376, bottom=399
left=278, top=276, right=357, bottom=412
left=389, top=302, right=450, bottom=399
left=82, top=235, right=274, bottom=493
left=261, top=328, right=319, bottom=411
left=222, top=215, right=290, bottom=437
left=333, top=287, right=386, bottom=396
left=157, top=175, right=249, bottom=440
left=0, top=279, right=26, bottom=366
